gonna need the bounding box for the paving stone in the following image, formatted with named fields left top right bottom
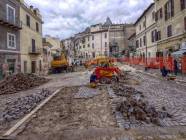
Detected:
left=74, top=86, right=101, bottom=99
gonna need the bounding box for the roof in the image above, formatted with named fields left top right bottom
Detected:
left=134, top=3, right=154, bottom=25
left=103, top=17, right=112, bottom=26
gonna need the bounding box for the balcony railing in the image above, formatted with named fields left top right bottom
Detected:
left=0, top=16, right=22, bottom=30
left=28, top=47, right=42, bottom=55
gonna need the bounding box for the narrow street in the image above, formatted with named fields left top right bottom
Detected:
left=0, top=65, right=186, bottom=140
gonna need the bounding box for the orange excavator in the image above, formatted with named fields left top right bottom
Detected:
left=51, top=53, right=73, bottom=73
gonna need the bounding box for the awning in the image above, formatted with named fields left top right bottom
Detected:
left=172, top=42, right=186, bottom=57
left=172, top=49, right=186, bottom=56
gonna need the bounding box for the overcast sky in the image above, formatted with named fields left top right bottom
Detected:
left=25, top=0, right=153, bottom=39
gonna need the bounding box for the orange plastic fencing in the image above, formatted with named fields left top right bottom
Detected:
left=182, top=56, right=186, bottom=74
left=118, top=56, right=186, bottom=74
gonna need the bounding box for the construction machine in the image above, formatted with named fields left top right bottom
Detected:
left=51, top=53, right=73, bottom=73
left=85, top=56, right=115, bottom=68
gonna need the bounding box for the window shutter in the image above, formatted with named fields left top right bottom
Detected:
left=180, top=0, right=184, bottom=10
left=164, top=4, right=168, bottom=21
left=184, top=17, right=186, bottom=31
left=160, top=8, right=163, bottom=18
left=171, top=0, right=174, bottom=17
left=151, top=31, right=154, bottom=42
left=155, top=12, right=158, bottom=21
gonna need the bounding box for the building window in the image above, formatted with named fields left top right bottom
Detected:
left=136, top=40, right=139, bottom=48
left=167, top=25, right=172, bottom=37
left=88, top=36, right=89, bottom=41
left=156, top=8, right=163, bottom=21
left=164, top=0, right=174, bottom=21
left=143, top=36, right=146, bottom=46
left=24, top=61, right=27, bottom=73
left=151, top=30, right=156, bottom=42
left=105, top=42, right=107, bottom=47
left=36, top=22, right=39, bottom=32
left=180, top=0, right=186, bottom=10
left=83, top=45, right=85, bottom=48
left=7, top=33, right=16, bottom=49
left=143, top=21, right=146, bottom=28
left=160, top=8, right=163, bottom=18
left=32, top=39, right=36, bottom=52
left=92, top=52, right=95, bottom=58
left=26, top=15, right=30, bottom=27
left=105, top=33, right=107, bottom=38
left=6, top=4, right=15, bottom=24
left=92, top=35, right=94, bottom=40
left=92, top=43, right=94, bottom=49
left=88, top=44, right=90, bottom=47
left=152, top=11, right=155, bottom=20
left=185, top=17, right=186, bottom=31
left=157, top=31, right=161, bottom=41
left=140, top=38, right=142, bottom=47
left=139, top=25, right=141, bottom=31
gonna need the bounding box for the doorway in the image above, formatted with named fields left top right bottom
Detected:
left=31, top=61, right=36, bottom=73
left=7, top=59, right=16, bottom=74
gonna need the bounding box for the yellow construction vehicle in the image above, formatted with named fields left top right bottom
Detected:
left=51, top=53, right=72, bottom=73
left=85, top=56, right=115, bottom=68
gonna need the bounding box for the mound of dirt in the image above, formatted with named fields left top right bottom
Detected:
left=0, top=73, right=49, bottom=95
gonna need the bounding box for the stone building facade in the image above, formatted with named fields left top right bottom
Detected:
left=0, top=0, right=22, bottom=79
left=155, top=0, right=186, bottom=57
left=135, top=3, right=157, bottom=59
left=74, top=18, right=135, bottom=63
left=19, top=0, right=43, bottom=74
left=62, top=37, right=75, bottom=65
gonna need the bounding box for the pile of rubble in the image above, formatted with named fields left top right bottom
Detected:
left=112, top=84, right=172, bottom=126
left=0, top=89, right=51, bottom=123
left=0, top=73, right=49, bottom=95
left=112, top=84, right=143, bottom=97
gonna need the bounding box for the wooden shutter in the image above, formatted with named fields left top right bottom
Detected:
left=171, top=0, right=174, bottom=17
left=160, top=8, right=163, bottom=18
left=155, top=12, right=158, bottom=21
left=164, top=4, right=168, bottom=21
left=151, top=31, right=154, bottom=42
left=181, top=0, right=184, bottom=10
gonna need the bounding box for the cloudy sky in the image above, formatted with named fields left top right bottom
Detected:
left=25, top=0, right=153, bottom=39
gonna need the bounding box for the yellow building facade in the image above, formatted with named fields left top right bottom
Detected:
left=155, top=0, right=186, bottom=56
left=19, top=1, right=43, bottom=74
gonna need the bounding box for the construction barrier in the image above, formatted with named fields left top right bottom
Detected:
left=119, top=56, right=186, bottom=74
left=182, top=56, right=186, bottom=74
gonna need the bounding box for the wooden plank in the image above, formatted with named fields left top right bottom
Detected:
left=3, top=88, right=61, bottom=137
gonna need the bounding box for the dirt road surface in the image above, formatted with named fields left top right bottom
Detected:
left=1, top=67, right=186, bottom=140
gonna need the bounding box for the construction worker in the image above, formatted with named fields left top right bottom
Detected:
left=90, top=71, right=97, bottom=88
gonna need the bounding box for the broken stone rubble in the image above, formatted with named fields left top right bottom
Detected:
left=0, top=73, right=49, bottom=95
left=0, top=89, right=51, bottom=123
left=112, top=84, right=172, bottom=126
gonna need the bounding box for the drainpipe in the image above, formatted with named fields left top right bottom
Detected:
left=145, top=16, right=148, bottom=70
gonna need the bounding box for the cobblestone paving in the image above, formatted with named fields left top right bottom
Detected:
left=132, top=72, right=186, bottom=127
left=74, top=86, right=101, bottom=99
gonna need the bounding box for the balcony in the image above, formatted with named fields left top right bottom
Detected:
left=0, top=16, right=22, bottom=30
left=28, top=47, right=42, bottom=55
